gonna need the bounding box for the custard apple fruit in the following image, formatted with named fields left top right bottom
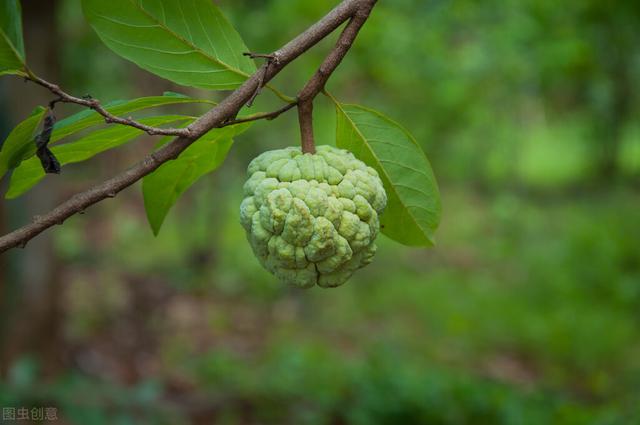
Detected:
left=240, top=145, right=387, bottom=288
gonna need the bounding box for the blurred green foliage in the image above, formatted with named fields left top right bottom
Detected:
left=1, top=0, right=640, bottom=423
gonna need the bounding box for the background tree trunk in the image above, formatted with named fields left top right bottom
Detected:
left=0, top=0, right=63, bottom=377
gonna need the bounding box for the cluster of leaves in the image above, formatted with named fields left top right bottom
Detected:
left=0, top=0, right=440, bottom=246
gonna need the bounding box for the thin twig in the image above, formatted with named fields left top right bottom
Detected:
left=220, top=101, right=298, bottom=128
left=25, top=71, right=193, bottom=138
left=0, top=0, right=376, bottom=254
left=246, top=67, right=266, bottom=107
left=244, top=52, right=280, bottom=107
left=243, top=52, right=277, bottom=61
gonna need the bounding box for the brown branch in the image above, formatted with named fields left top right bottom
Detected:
left=298, top=6, right=375, bottom=101
left=220, top=101, right=298, bottom=128
left=295, top=2, right=376, bottom=153
left=0, top=0, right=377, bottom=254
left=25, top=73, right=193, bottom=137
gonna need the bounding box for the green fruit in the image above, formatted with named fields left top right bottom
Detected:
left=240, top=145, right=387, bottom=288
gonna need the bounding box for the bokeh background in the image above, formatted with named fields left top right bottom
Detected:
left=1, top=0, right=640, bottom=424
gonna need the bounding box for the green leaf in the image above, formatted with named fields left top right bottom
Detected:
left=143, top=122, right=250, bottom=235
left=5, top=115, right=191, bottom=199
left=0, top=106, right=46, bottom=180
left=334, top=102, right=441, bottom=246
left=52, top=94, right=214, bottom=144
left=0, top=0, right=26, bottom=75
left=81, top=0, right=256, bottom=90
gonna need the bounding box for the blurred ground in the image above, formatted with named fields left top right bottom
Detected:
left=1, top=0, right=639, bottom=424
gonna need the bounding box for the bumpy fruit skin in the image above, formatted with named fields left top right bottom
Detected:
left=240, top=145, right=387, bottom=288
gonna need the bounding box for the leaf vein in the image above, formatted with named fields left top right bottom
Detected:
left=392, top=183, right=434, bottom=199
left=94, top=13, right=161, bottom=28
left=378, top=158, right=433, bottom=179
left=99, top=33, right=199, bottom=55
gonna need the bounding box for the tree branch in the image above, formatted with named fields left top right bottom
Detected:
left=298, top=5, right=375, bottom=102
left=25, top=72, right=193, bottom=137
left=296, top=2, right=376, bottom=154
left=0, top=0, right=377, bottom=254
left=220, top=101, right=298, bottom=128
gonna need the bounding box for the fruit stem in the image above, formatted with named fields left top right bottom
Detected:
left=298, top=99, right=317, bottom=154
